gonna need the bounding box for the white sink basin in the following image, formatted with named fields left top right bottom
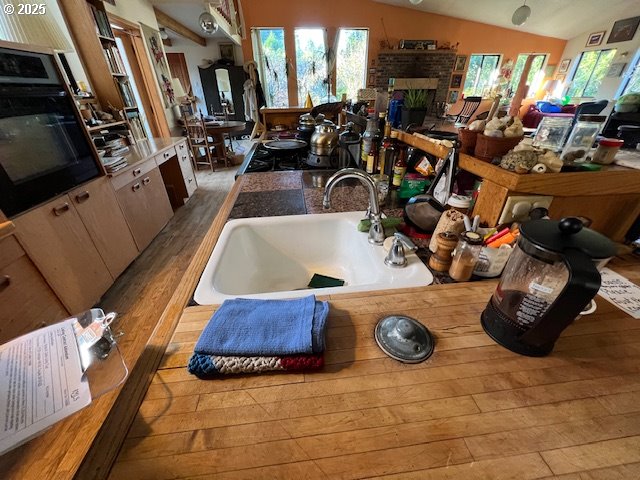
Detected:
left=193, top=211, right=434, bottom=304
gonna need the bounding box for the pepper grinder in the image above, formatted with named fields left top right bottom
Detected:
left=428, top=231, right=459, bottom=272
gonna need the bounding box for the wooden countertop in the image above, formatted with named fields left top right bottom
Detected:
left=109, top=137, right=187, bottom=177
left=105, top=173, right=640, bottom=479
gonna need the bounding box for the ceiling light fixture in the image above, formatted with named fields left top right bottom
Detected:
left=159, top=28, right=169, bottom=40
left=512, top=0, right=531, bottom=26
left=409, top=0, right=424, bottom=4
left=199, top=11, right=219, bottom=35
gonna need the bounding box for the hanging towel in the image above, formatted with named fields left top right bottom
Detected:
left=188, top=353, right=324, bottom=378
left=193, top=295, right=329, bottom=356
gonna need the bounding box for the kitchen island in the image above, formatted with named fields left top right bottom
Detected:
left=104, top=170, right=640, bottom=479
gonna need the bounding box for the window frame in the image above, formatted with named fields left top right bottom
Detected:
left=508, top=53, right=548, bottom=98
left=294, top=27, right=329, bottom=106
left=251, top=27, right=289, bottom=108
left=463, top=53, right=502, bottom=97
left=617, top=49, right=640, bottom=97
left=568, top=48, right=617, bottom=98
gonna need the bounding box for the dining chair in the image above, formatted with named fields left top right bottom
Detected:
left=185, top=115, right=216, bottom=172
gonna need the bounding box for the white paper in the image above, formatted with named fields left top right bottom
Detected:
left=0, top=319, right=91, bottom=454
left=598, top=268, right=640, bottom=319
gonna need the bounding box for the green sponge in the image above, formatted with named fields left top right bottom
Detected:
left=308, top=273, right=345, bottom=288
left=357, top=217, right=403, bottom=233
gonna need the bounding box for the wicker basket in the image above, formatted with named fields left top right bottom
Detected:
left=474, top=134, right=524, bottom=161
left=458, top=128, right=478, bottom=155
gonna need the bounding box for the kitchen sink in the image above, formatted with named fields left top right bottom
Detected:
left=193, top=211, right=434, bottom=304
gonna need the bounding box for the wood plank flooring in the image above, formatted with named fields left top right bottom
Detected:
left=108, top=258, right=640, bottom=479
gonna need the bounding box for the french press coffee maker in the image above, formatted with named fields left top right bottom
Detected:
left=481, top=217, right=615, bottom=357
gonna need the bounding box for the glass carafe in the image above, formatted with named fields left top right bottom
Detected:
left=481, top=218, right=615, bottom=357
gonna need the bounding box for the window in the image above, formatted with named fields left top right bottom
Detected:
left=567, top=49, right=616, bottom=98
left=335, top=28, right=368, bottom=102
left=295, top=28, right=328, bottom=105
left=463, top=54, right=501, bottom=97
left=508, top=54, right=547, bottom=97
left=252, top=28, right=288, bottom=107
left=621, top=55, right=640, bottom=95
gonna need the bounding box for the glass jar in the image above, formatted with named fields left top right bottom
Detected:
left=446, top=194, right=472, bottom=215
left=560, top=115, right=607, bottom=163
left=591, top=138, right=624, bottom=165
left=449, top=231, right=483, bottom=282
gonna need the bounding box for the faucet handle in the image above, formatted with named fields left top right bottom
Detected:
left=393, top=232, right=418, bottom=252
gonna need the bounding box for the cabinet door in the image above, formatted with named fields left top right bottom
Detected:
left=0, top=236, right=68, bottom=343
left=13, top=196, right=113, bottom=314
left=69, top=177, right=139, bottom=279
left=116, top=167, right=173, bottom=251
left=177, top=141, right=197, bottom=198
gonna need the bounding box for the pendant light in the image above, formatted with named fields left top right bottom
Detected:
left=409, top=0, right=424, bottom=4
left=512, top=1, right=532, bottom=26
left=199, top=11, right=219, bottom=35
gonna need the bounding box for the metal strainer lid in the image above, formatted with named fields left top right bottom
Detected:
left=374, top=315, right=434, bottom=363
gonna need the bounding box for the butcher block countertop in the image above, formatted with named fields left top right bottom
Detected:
left=106, top=171, right=640, bottom=479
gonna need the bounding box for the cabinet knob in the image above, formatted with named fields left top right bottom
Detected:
left=132, top=183, right=141, bottom=191
left=188, top=178, right=193, bottom=183
left=0, top=275, right=10, bottom=292
left=53, top=202, right=70, bottom=216
left=142, top=177, right=151, bottom=185
left=133, top=168, right=142, bottom=176
left=75, top=191, right=90, bottom=203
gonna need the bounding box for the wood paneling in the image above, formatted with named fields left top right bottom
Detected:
left=69, top=177, right=139, bottom=278
left=166, top=53, right=191, bottom=96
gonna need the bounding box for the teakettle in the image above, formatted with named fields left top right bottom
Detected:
left=481, top=217, right=616, bottom=356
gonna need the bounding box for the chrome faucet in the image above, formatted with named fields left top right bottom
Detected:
left=323, top=168, right=385, bottom=245
left=385, top=232, right=418, bottom=268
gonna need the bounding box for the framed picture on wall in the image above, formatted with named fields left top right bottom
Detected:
left=454, top=56, right=467, bottom=71
left=558, top=59, right=571, bottom=74
left=450, top=74, right=463, bottom=89
left=586, top=31, right=605, bottom=47
left=219, top=43, right=235, bottom=64
left=607, top=16, right=640, bottom=44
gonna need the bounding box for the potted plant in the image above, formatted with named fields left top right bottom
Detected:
left=401, top=89, right=429, bottom=129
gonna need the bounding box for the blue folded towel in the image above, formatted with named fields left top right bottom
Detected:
left=194, top=295, right=329, bottom=356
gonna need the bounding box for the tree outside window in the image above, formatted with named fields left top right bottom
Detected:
left=335, top=29, right=368, bottom=102
left=621, top=57, right=640, bottom=95
left=295, top=28, right=328, bottom=105
left=463, top=54, right=501, bottom=97
left=567, top=49, right=617, bottom=98
left=508, top=54, right=547, bottom=97
left=253, top=28, right=288, bottom=107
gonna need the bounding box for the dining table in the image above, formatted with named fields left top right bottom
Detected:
left=203, top=120, right=247, bottom=165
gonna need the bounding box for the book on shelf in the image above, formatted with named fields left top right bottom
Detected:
left=89, top=3, right=114, bottom=39
left=103, top=46, right=125, bottom=75
left=115, top=79, right=137, bottom=108
left=126, top=111, right=146, bottom=141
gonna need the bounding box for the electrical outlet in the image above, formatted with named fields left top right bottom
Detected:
left=498, top=195, right=554, bottom=224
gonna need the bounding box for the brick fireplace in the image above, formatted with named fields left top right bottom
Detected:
left=375, top=50, right=457, bottom=113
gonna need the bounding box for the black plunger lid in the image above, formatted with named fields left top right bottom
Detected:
left=520, top=217, right=616, bottom=260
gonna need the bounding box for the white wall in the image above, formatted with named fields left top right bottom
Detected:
left=559, top=9, right=640, bottom=111
left=164, top=36, right=244, bottom=118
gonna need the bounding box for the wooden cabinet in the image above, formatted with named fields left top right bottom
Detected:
left=0, top=235, right=68, bottom=343
left=69, top=177, right=139, bottom=278
left=158, top=140, right=197, bottom=207
left=13, top=196, right=113, bottom=315
left=115, top=166, right=174, bottom=250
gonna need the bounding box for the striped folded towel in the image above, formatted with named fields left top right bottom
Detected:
left=187, top=353, right=324, bottom=378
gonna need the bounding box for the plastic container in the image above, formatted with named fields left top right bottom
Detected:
left=591, top=138, right=624, bottom=165
left=446, top=194, right=472, bottom=214
left=560, top=115, right=606, bottom=163
left=473, top=244, right=513, bottom=277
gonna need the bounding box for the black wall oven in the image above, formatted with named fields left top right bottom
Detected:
left=0, top=46, right=100, bottom=218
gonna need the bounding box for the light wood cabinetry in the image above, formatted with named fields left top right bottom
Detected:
left=158, top=140, right=197, bottom=207
left=0, top=235, right=68, bottom=343
left=69, top=177, right=139, bottom=278
left=115, top=166, right=174, bottom=250
left=13, top=196, right=113, bottom=315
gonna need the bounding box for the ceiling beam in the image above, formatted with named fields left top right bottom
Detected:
left=153, top=7, right=206, bottom=47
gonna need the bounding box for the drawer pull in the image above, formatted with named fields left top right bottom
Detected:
left=133, top=168, right=142, bottom=176
left=75, top=191, right=90, bottom=203
left=179, top=144, right=185, bottom=149
left=188, top=178, right=193, bottom=183
left=0, top=275, right=10, bottom=291
left=53, top=203, right=70, bottom=216
left=142, top=177, right=151, bottom=185
left=132, top=183, right=141, bottom=191
left=164, top=151, right=170, bottom=158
